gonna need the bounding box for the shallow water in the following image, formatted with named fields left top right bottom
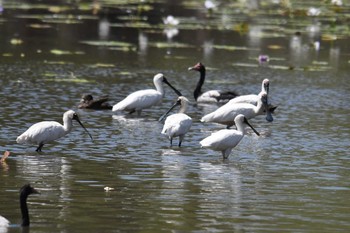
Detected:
left=1, top=0, right=350, bottom=232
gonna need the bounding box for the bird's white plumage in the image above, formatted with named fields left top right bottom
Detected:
left=112, top=73, right=168, bottom=114
left=201, top=92, right=268, bottom=127
left=17, top=121, right=68, bottom=146
left=200, top=114, right=257, bottom=159
left=162, top=113, right=192, bottom=140
left=16, top=110, right=91, bottom=151
left=0, top=215, right=9, bottom=227
left=113, top=89, right=163, bottom=112
left=196, top=90, right=221, bottom=103
left=200, top=129, right=243, bottom=151
left=229, top=79, right=269, bottom=105
left=161, top=96, right=192, bottom=146
left=200, top=130, right=239, bottom=158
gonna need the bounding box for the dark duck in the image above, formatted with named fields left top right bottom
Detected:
left=78, top=94, right=112, bottom=110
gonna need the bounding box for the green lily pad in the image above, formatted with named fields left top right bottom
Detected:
left=212, top=45, right=257, bottom=51
left=50, top=49, right=85, bottom=55
left=149, top=42, right=194, bottom=49
left=80, top=40, right=133, bottom=47
left=89, top=63, right=116, bottom=68
left=43, top=78, right=92, bottom=83
left=44, top=61, right=74, bottom=65
left=2, top=53, right=14, bottom=57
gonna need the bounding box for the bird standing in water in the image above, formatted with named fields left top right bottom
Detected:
left=16, top=110, right=93, bottom=152
left=159, top=96, right=192, bottom=147
left=188, top=62, right=238, bottom=103
left=112, top=73, right=182, bottom=115
left=200, top=114, right=260, bottom=159
left=201, top=92, right=273, bottom=128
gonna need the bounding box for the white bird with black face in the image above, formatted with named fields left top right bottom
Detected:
left=112, top=73, right=182, bottom=115
left=229, top=79, right=270, bottom=105
left=201, top=92, right=273, bottom=128
left=159, top=96, right=192, bottom=147
left=228, top=78, right=277, bottom=113
left=200, top=114, right=260, bottom=159
left=16, top=110, right=93, bottom=152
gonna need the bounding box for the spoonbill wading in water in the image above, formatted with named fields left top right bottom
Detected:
left=0, top=184, right=39, bottom=228
left=16, top=110, right=93, bottom=152
left=112, top=73, right=182, bottom=115
left=201, top=92, right=273, bottom=129
left=188, top=62, right=238, bottom=103
left=200, top=114, right=260, bottom=159
left=229, top=78, right=277, bottom=113
left=230, top=79, right=270, bottom=105
left=159, top=96, right=192, bottom=147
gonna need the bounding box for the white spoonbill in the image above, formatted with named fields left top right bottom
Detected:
left=112, top=73, right=182, bottom=115
left=16, top=110, right=93, bottom=152
left=200, top=114, right=260, bottom=159
left=229, top=78, right=277, bottom=113
left=159, top=96, right=192, bottom=147
left=229, top=79, right=270, bottom=105
left=201, top=92, right=273, bottom=128
left=0, top=184, right=39, bottom=228
left=188, top=62, right=238, bottom=103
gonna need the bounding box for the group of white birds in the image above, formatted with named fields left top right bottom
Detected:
left=2, top=63, right=275, bottom=229
left=15, top=62, right=275, bottom=160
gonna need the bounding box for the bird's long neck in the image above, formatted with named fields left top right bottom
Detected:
left=236, top=122, right=246, bottom=135
left=194, top=69, right=205, bottom=100
left=255, top=97, right=264, bottom=115
left=154, top=80, right=165, bottom=96
left=20, top=194, right=30, bottom=226
left=179, top=103, right=187, bottom=114
left=62, top=116, right=73, bottom=133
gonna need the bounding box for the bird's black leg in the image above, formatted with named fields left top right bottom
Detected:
left=170, top=138, right=173, bottom=147
left=178, top=135, right=185, bottom=147
left=36, top=143, right=44, bottom=152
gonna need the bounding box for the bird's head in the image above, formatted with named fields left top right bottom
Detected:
left=188, top=62, right=205, bottom=72
left=20, top=184, right=39, bottom=198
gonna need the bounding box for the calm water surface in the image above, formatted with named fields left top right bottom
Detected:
left=0, top=0, right=349, bottom=232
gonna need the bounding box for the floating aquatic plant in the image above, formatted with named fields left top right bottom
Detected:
left=80, top=40, right=133, bottom=47
left=50, top=49, right=85, bottom=55
left=10, top=38, right=23, bottom=45
left=149, top=42, right=194, bottom=49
